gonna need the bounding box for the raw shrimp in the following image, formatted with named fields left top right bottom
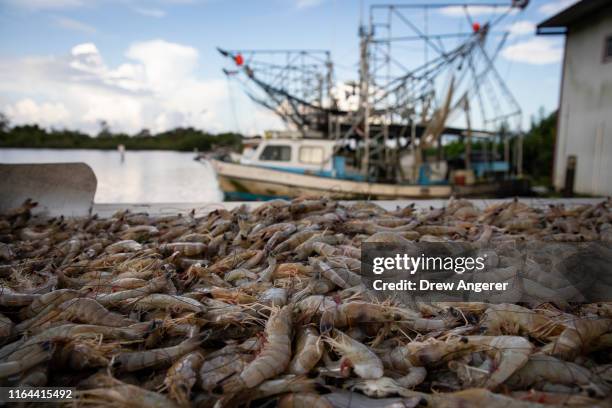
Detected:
left=511, top=390, right=607, bottom=406
left=257, top=257, right=277, bottom=282
left=209, top=249, right=260, bottom=274
left=322, top=302, right=414, bottom=332
left=274, top=262, right=314, bottom=279
left=0, top=341, right=54, bottom=379
left=428, top=388, right=547, bottom=408
left=223, top=305, right=293, bottom=392
left=259, top=287, right=288, bottom=307
left=95, top=275, right=168, bottom=306
left=273, top=228, right=321, bottom=254
left=0, top=311, right=14, bottom=337
left=200, top=352, right=253, bottom=392
left=225, top=267, right=258, bottom=282
left=54, top=338, right=117, bottom=370
left=0, top=242, right=14, bottom=261
left=312, top=258, right=361, bottom=289
left=19, top=288, right=83, bottom=319
left=290, top=200, right=329, bottom=215
left=543, top=317, right=612, bottom=360
left=325, top=329, right=384, bottom=379
left=112, top=332, right=206, bottom=372
left=380, top=347, right=427, bottom=387
left=347, top=377, right=422, bottom=398
left=507, top=354, right=607, bottom=396
left=253, top=375, right=322, bottom=399
left=8, top=323, right=151, bottom=362
left=2, top=197, right=612, bottom=405
left=264, top=224, right=297, bottom=252
left=481, top=303, right=560, bottom=340
left=278, top=392, right=333, bottom=408
left=76, top=376, right=180, bottom=408
left=56, top=297, right=136, bottom=327
left=105, top=239, right=143, bottom=253
left=395, top=367, right=427, bottom=389
left=295, top=236, right=343, bottom=260
left=159, top=242, right=207, bottom=257
left=364, top=231, right=416, bottom=244
left=207, top=287, right=255, bottom=304
left=289, top=326, right=324, bottom=374
left=164, top=350, right=205, bottom=405
left=407, top=335, right=533, bottom=388
left=107, top=277, right=149, bottom=291
left=126, top=294, right=206, bottom=313
left=118, top=225, right=159, bottom=240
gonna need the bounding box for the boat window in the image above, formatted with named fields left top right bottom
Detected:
left=299, top=146, right=324, bottom=164
left=259, top=145, right=291, bottom=161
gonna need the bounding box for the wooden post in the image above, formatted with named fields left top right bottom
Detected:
left=504, top=135, right=509, bottom=178
left=465, top=100, right=472, bottom=171
left=411, top=119, right=417, bottom=183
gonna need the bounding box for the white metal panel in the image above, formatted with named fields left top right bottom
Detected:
left=554, top=6, right=612, bottom=195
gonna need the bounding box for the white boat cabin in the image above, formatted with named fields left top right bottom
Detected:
left=240, top=137, right=338, bottom=175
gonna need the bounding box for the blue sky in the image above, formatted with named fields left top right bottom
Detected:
left=0, top=0, right=576, bottom=135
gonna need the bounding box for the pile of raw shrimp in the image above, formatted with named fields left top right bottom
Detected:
left=1, top=197, right=611, bottom=408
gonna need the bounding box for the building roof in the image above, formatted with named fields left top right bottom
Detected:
left=537, top=0, right=611, bottom=34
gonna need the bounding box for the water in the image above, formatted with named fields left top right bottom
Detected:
left=0, top=148, right=223, bottom=203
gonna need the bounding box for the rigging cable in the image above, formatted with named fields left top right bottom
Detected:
left=226, top=75, right=242, bottom=135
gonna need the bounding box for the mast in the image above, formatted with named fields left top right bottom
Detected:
left=326, top=52, right=335, bottom=139
left=359, top=22, right=371, bottom=177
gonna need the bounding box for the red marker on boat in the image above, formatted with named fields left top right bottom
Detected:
left=234, top=53, right=244, bottom=66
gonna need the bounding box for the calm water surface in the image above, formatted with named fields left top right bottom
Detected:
left=0, top=148, right=222, bottom=203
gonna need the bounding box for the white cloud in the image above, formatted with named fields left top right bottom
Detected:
left=53, top=16, right=96, bottom=34
left=4, top=99, right=70, bottom=126
left=0, top=40, right=282, bottom=134
left=439, top=5, right=517, bottom=17
left=506, top=20, right=535, bottom=37
left=1, top=0, right=84, bottom=10
left=539, top=0, right=579, bottom=16
left=502, top=37, right=563, bottom=65
left=295, top=0, right=323, bottom=9
left=133, top=7, right=166, bottom=18
left=72, top=42, right=99, bottom=55
left=125, top=40, right=198, bottom=92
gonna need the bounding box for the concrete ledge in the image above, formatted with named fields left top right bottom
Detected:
left=0, top=163, right=96, bottom=217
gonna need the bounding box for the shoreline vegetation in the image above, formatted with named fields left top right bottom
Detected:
left=0, top=116, right=243, bottom=152
left=0, top=110, right=555, bottom=185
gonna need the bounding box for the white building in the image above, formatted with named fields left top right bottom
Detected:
left=537, top=0, right=612, bottom=196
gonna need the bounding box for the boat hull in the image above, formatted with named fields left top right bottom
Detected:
left=211, top=160, right=452, bottom=200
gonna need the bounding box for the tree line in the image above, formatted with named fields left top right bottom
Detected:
left=0, top=115, right=243, bottom=152
left=427, top=110, right=557, bottom=186
left=0, top=110, right=557, bottom=185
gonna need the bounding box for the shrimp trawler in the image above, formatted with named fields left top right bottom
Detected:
left=208, top=1, right=531, bottom=201
left=210, top=132, right=452, bottom=201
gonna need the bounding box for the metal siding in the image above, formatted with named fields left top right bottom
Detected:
left=555, top=8, right=612, bottom=195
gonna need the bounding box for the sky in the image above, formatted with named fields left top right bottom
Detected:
left=0, top=0, right=578, bottom=136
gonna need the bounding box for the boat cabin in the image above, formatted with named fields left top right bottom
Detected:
left=240, top=137, right=362, bottom=180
